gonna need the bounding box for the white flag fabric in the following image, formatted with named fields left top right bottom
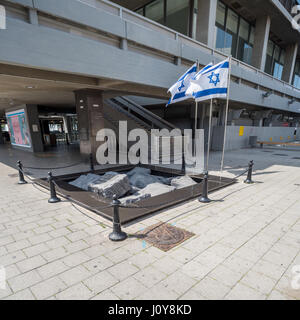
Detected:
left=186, top=59, right=230, bottom=102
left=166, top=63, right=197, bottom=106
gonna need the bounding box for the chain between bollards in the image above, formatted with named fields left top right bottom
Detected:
left=244, top=160, right=254, bottom=184
left=199, top=171, right=211, bottom=203
left=47, top=171, right=61, bottom=203
left=109, top=195, right=127, bottom=241
left=90, top=153, right=94, bottom=172
left=17, top=160, right=27, bottom=185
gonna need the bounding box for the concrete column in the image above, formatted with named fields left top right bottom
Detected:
left=28, top=8, right=38, bottom=25
left=196, top=0, right=217, bottom=48
left=217, top=104, right=226, bottom=126
left=251, top=15, right=271, bottom=70
left=25, top=105, right=44, bottom=152
left=0, top=123, right=4, bottom=144
left=74, top=89, right=106, bottom=158
left=282, top=43, right=298, bottom=84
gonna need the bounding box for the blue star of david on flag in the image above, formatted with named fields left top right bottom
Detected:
left=186, top=58, right=230, bottom=102
left=208, top=72, right=220, bottom=86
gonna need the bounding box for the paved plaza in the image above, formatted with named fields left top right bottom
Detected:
left=0, top=145, right=300, bottom=300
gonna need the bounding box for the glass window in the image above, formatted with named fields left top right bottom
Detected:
left=216, top=1, right=226, bottom=27
left=166, top=0, right=189, bottom=35
left=273, top=62, right=283, bottom=80
left=226, top=9, right=238, bottom=34
left=145, top=0, right=164, bottom=25
left=249, top=26, right=255, bottom=45
left=239, top=18, right=249, bottom=41
left=136, top=8, right=144, bottom=16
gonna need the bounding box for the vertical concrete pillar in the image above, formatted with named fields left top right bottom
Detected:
left=196, top=0, right=217, bottom=47
left=0, top=123, right=4, bottom=144
left=74, top=90, right=106, bottom=158
left=25, top=105, right=44, bottom=152
left=218, top=104, right=226, bottom=126
left=28, top=8, right=38, bottom=25
left=282, top=43, right=298, bottom=84
left=251, top=15, right=271, bottom=70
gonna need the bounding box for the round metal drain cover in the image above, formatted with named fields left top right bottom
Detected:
left=140, top=223, right=194, bottom=251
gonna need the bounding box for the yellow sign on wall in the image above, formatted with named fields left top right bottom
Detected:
left=239, top=126, right=244, bottom=137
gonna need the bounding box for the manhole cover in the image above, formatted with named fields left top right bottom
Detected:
left=139, top=223, right=194, bottom=252
left=273, top=154, right=288, bottom=156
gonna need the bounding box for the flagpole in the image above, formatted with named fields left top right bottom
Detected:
left=194, top=59, right=199, bottom=156
left=206, top=98, right=213, bottom=171
left=220, top=56, right=232, bottom=173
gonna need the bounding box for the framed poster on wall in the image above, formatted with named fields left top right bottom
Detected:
left=5, top=109, right=31, bottom=148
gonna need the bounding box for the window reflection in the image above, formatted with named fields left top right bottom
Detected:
left=264, top=39, right=285, bottom=80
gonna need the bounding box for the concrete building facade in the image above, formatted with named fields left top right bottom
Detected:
left=0, top=0, right=300, bottom=154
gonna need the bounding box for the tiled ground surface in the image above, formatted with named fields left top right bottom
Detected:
left=0, top=145, right=300, bottom=300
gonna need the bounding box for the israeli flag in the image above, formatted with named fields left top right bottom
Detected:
left=186, top=59, right=230, bottom=102
left=166, top=63, right=197, bottom=106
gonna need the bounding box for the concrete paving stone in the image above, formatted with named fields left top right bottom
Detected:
left=45, top=236, right=70, bottom=249
left=59, top=265, right=92, bottom=287
left=91, top=289, right=120, bottom=300
left=0, top=284, right=13, bottom=299
left=1, top=250, right=27, bottom=267
left=8, top=270, right=42, bottom=292
left=13, top=230, right=35, bottom=241
left=37, top=260, right=70, bottom=279
left=159, top=271, right=197, bottom=296
left=63, top=240, right=89, bottom=254
left=83, top=244, right=109, bottom=258
left=108, top=261, right=139, bottom=281
left=225, top=283, right=267, bottom=300
left=4, top=288, right=36, bottom=300
left=194, top=251, right=225, bottom=270
left=127, top=251, right=156, bottom=269
left=49, top=227, right=71, bottom=238
left=61, top=251, right=91, bottom=268
left=222, top=255, right=255, bottom=275
left=137, top=283, right=180, bottom=300
left=274, top=275, right=300, bottom=300
left=18, top=222, right=39, bottom=232
left=133, top=265, right=167, bottom=288
left=6, top=239, right=31, bottom=253
left=83, top=255, right=114, bottom=273
left=151, top=256, right=183, bottom=275
left=179, top=289, right=208, bottom=300
left=267, top=289, right=296, bottom=300
left=83, top=270, right=119, bottom=295
left=181, top=260, right=212, bottom=281
left=16, top=255, right=47, bottom=273
left=66, top=230, right=89, bottom=242
left=193, top=276, right=231, bottom=300
left=104, top=247, right=132, bottom=264
left=263, top=249, right=296, bottom=268
left=209, top=264, right=244, bottom=288
left=31, top=277, right=67, bottom=300
left=23, top=243, right=49, bottom=258
left=168, top=247, right=198, bottom=264
left=42, top=247, right=69, bottom=262
left=28, top=233, right=52, bottom=245
left=56, top=283, right=93, bottom=300
left=110, top=277, right=148, bottom=300
left=0, top=235, right=15, bottom=247
left=240, top=270, right=277, bottom=295
left=5, top=264, right=21, bottom=280
left=34, top=225, right=55, bottom=235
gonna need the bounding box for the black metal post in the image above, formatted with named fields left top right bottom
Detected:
left=199, top=171, right=211, bottom=203
left=90, top=153, right=94, bottom=172
left=181, top=139, right=186, bottom=175
left=244, top=160, right=254, bottom=184
left=17, top=160, right=27, bottom=185
left=109, top=195, right=127, bottom=242
left=47, top=171, right=61, bottom=203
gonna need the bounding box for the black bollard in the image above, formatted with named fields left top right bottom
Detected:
left=17, top=160, right=27, bottom=185
left=199, top=171, right=211, bottom=203
left=89, top=153, right=94, bottom=172
left=244, top=160, right=254, bottom=184
left=181, top=150, right=186, bottom=175
left=47, top=172, right=61, bottom=203
left=109, top=195, right=127, bottom=242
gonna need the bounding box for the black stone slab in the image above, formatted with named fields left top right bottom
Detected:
left=35, top=165, right=236, bottom=224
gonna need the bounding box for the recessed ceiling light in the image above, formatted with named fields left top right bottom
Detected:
left=25, top=85, right=36, bottom=89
